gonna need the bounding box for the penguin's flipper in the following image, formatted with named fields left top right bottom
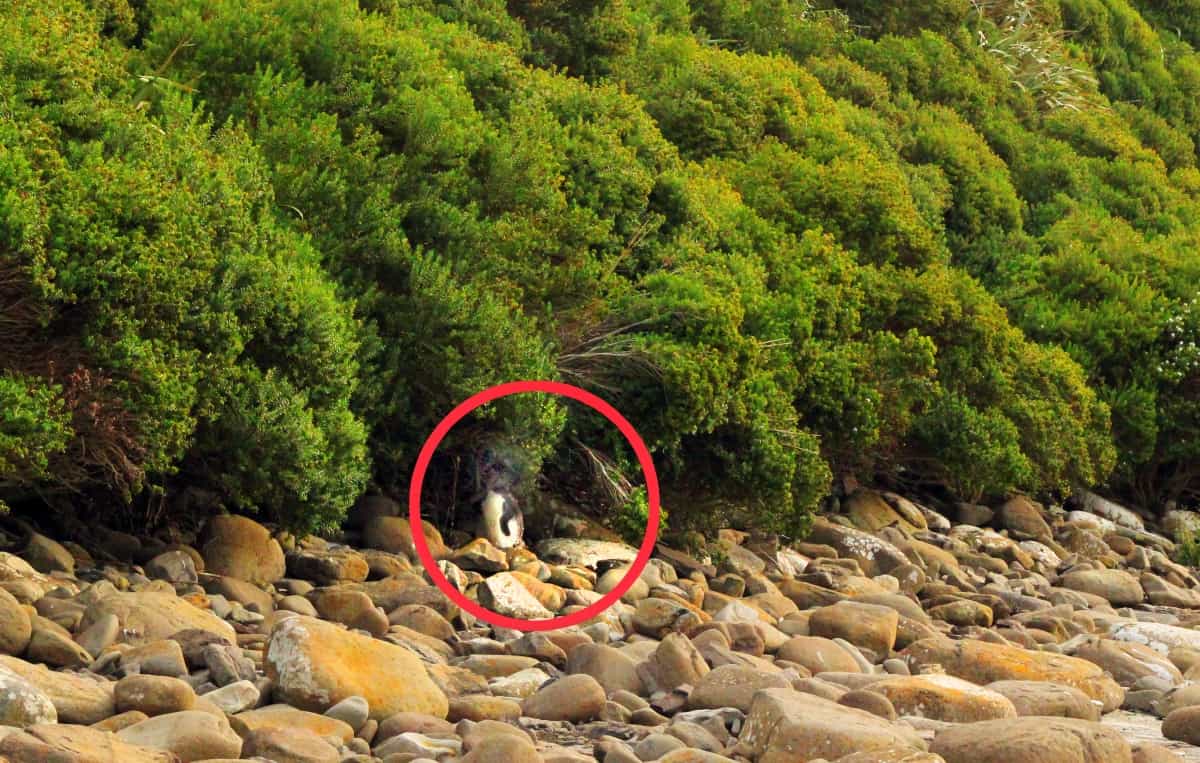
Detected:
left=498, top=494, right=524, bottom=547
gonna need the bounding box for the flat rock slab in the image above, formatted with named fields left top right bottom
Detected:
left=740, top=687, right=926, bottom=762
left=1112, top=622, right=1200, bottom=655
left=478, top=573, right=554, bottom=620
left=0, top=655, right=114, bottom=724
left=536, top=539, right=637, bottom=569
left=1103, top=711, right=1200, bottom=763
left=265, top=614, right=448, bottom=720
left=79, top=591, right=236, bottom=645
left=930, top=716, right=1130, bottom=763
left=23, top=722, right=176, bottom=763
left=903, top=637, right=1124, bottom=711
left=870, top=674, right=1017, bottom=723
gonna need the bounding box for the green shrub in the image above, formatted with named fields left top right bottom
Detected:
left=834, top=0, right=971, bottom=37
left=9, top=0, right=1200, bottom=536
left=1176, top=529, right=1200, bottom=567
left=611, top=486, right=670, bottom=545
left=507, top=0, right=638, bottom=77
left=0, top=2, right=369, bottom=533
left=0, top=374, right=72, bottom=487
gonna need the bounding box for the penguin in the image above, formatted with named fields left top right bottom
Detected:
left=478, top=488, right=524, bottom=549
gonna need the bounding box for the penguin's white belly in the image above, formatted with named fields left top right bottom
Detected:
left=480, top=492, right=522, bottom=549
left=483, top=518, right=520, bottom=549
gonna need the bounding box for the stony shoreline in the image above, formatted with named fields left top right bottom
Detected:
left=1, top=490, right=1200, bottom=762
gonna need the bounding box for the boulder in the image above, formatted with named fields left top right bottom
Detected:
left=928, top=599, right=994, bottom=628
left=716, top=542, right=766, bottom=579
left=1111, top=622, right=1200, bottom=655
left=838, top=688, right=898, bottom=721
left=1132, top=742, right=1188, bottom=763
left=507, top=570, right=568, bottom=611
left=996, top=496, right=1052, bottom=543
left=0, top=552, right=40, bottom=583
left=870, top=674, right=1017, bottom=722
left=478, top=573, right=554, bottom=620
left=902, top=638, right=1123, bottom=711
left=779, top=580, right=846, bottom=610
left=0, top=587, right=32, bottom=656
left=310, top=589, right=388, bottom=636
left=808, top=601, right=899, bottom=656
left=200, top=515, right=285, bottom=585
left=852, top=592, right=929, bottom=624
left=778, top=636, right=863, bottom=674
left=1058, top=570, right=1144, bottom=607
left=362, top=516, right=448, bottom=560
left=521, top=674, right=606, bottom=722
left=460, top=734, right=542, bottom=763
left=116, top=711, right=244, bottom=762
left=26, top=616, right=91, bottom=668
left=985, top=680, right=1101, bottom=720
left=203, top=576, right=273, bottom=613
left=1072, top=639, right=1183, bottom=688
left=389, top=604, right=454, bottom=641
left=566, top=643, right=644, bottom=695
left=324, top=695, right=369, bottom=732
left=958, top=503, right=995, bottom=527
left=1157, top=683, right=1200, bottom=716
left=285, top=548, right=369, bottom=585
left=145, top=551, right=198, bottom=587
left=12, top=723, right=177, bottom=763
left=22, top=533, right=75, bottom=575
left=537, top=538, right=638, bottom=569
left=0, top=664, right=57, bottom=727
left=805, top=518, right=909, bottom=577
left=346, top=494, right=401, bottom=529
left=121, top=639, right=189, bottom=678
left=1161, top=705, right=1200, bottom=746
left=687, top=665, right=793, bottom=712
left=0, top=655, right=115, bottom=724
left=930, top=716, right=1130, bottom=763
left=241, top=726, right=339, bottom=763
left=265, top=615, right=448, bottom=720
left=1141, top=573, right=1200, bottom=609
left=456, top=655, right=540, bottom=679
left=1076, top=490, right=1144, bottom=530
left=203, top=680, right=260, bottom=715
left=486, top=666, right=549, bottom=699
left=344, top=576, right=452, bottom=615
left=448, top=694, right=522, bottom=722
left=450, top=538, right=509, bottom=573
left=75, top=613, right=119, bottom=659
left=633, top=597, right=705, bottom=638
left=739, top=688, right=926, bottom=762
left=231, top=703, right=353, bottom=743
left=79, top=591, right=235, bottom=645
left=114, top=674, right=196, bottom=717
left=844, top=489, right=923, bottom=533
left=639, top=632, right=710, bottom=693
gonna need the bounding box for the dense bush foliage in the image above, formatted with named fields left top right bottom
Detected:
left=2, top=0, right=1199, bottom=535
left=0, top=2, right=368, bottom=534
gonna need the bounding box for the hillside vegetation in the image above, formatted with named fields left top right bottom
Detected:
left=2, top=0, right=1200, bottom=537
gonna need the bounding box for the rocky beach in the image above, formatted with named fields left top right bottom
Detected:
left=0, top=490, right=1199, bottom=762
left=8, top=0, right=1200, bottom=759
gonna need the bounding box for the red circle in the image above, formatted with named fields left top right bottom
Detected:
left=408, top=381, right=661, bottom=631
